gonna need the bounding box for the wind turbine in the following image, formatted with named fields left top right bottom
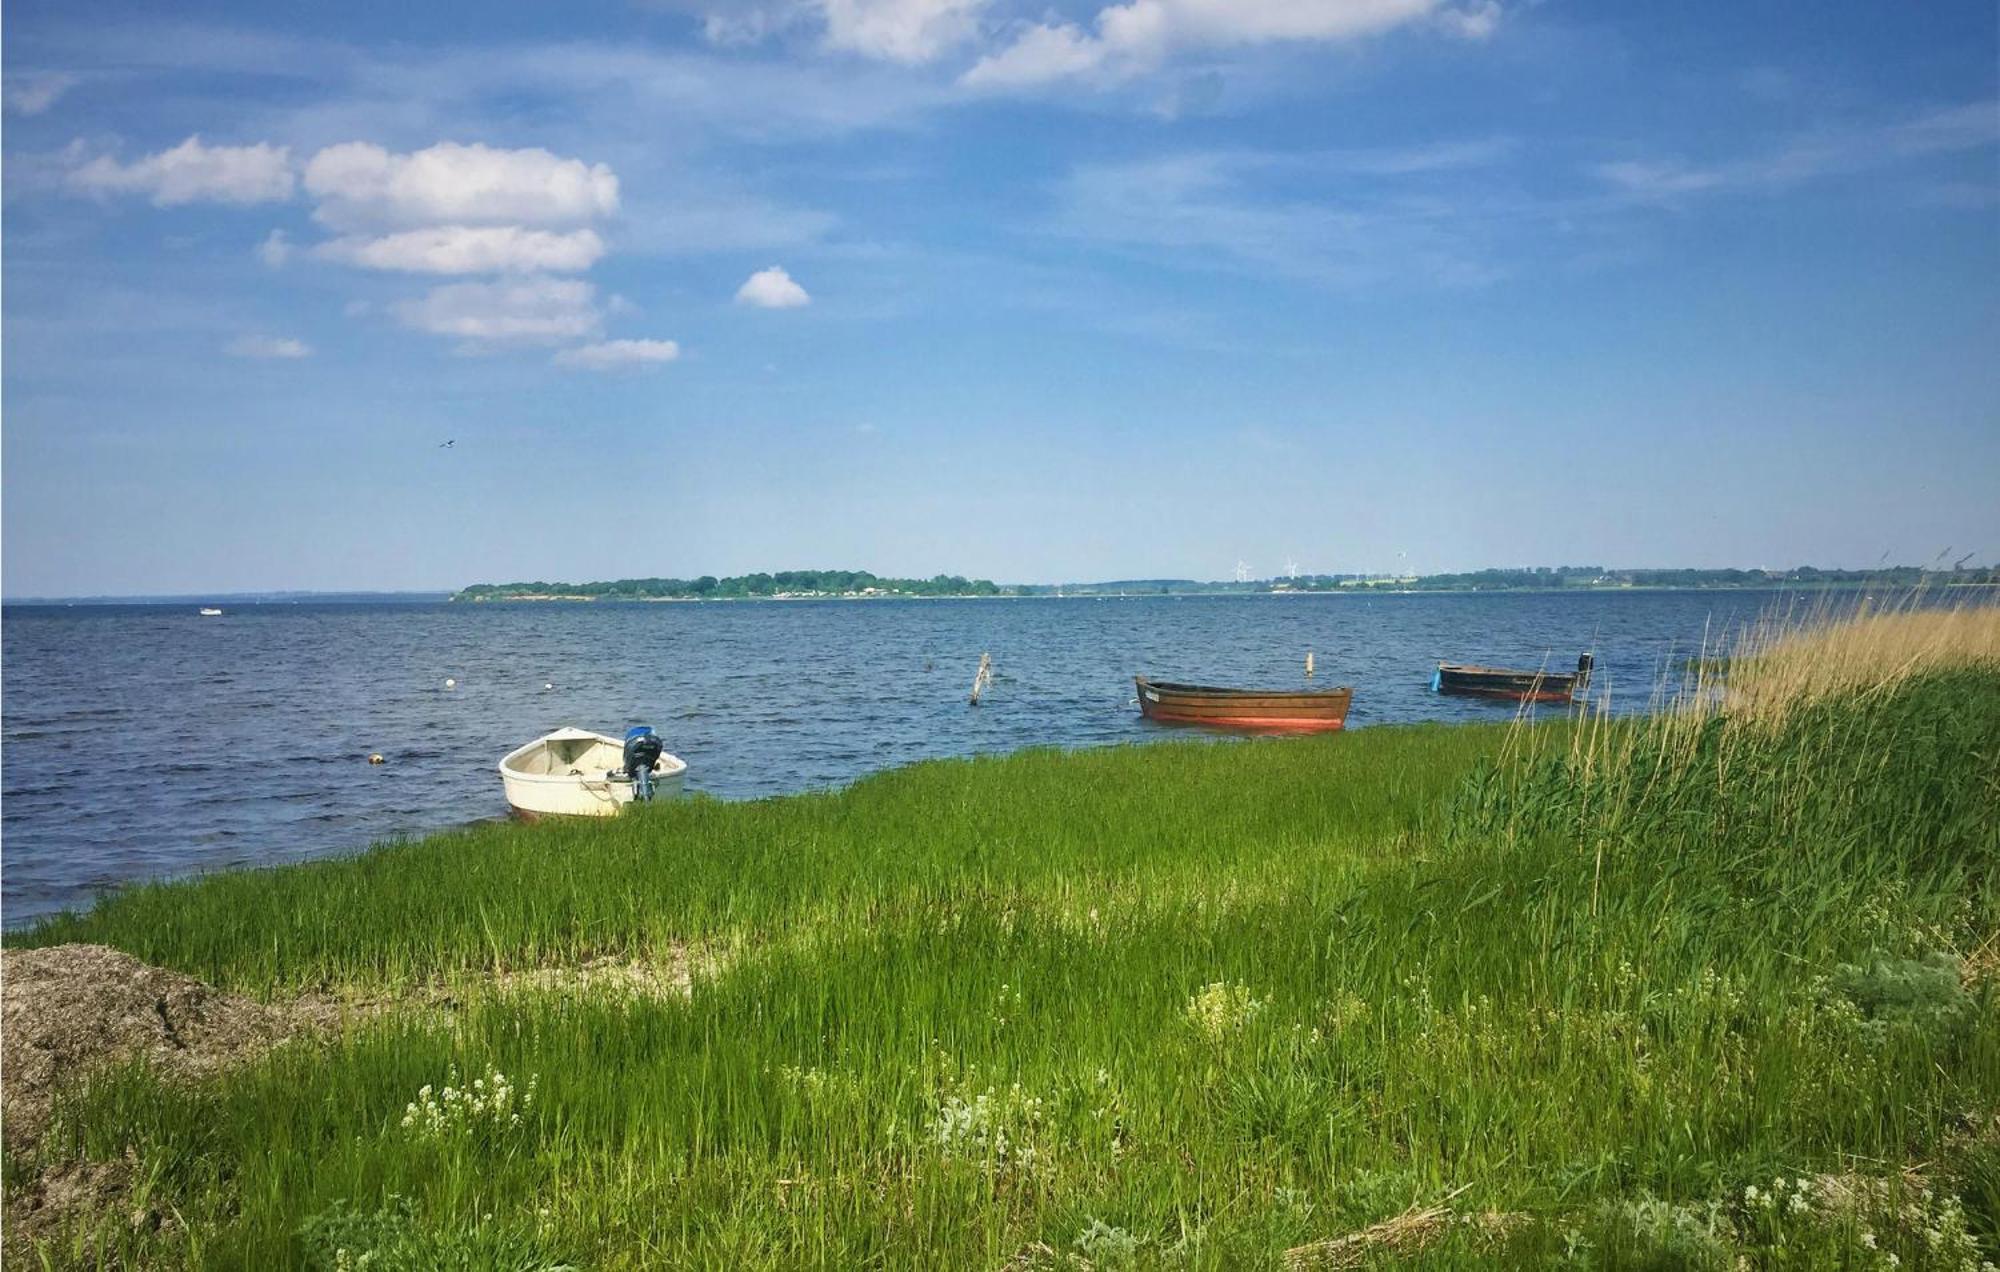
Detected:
left=1234, top=560, right=1252, bottom=584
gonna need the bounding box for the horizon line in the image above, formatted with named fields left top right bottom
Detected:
left=8, top=561, right=1991, bottom=605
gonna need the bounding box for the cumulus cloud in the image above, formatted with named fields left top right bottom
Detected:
left=5, top=71, right=78, bottom=116
left=553, top=338, right=683, bottom=370
left=316, top=226, right=607, bottom=274
left=224, top=335, right=311, bottom=359
left=964, top=0, right=1486, bottom=88
left=735, top=265, right=812, bottom=308
left=68, top=136, right=296, bottom=206
left=394, top=276, right=602, bottom=344
left=303, top=141, right=619, bottom=231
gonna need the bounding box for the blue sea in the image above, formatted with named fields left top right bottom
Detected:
left=2, top=590, right=1806, bottom=924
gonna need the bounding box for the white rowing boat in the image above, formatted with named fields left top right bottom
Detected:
left=498, top=726, right=687, bottom=819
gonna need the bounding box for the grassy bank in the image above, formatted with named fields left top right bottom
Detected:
left=7, top=606, right=1999, bottom=1269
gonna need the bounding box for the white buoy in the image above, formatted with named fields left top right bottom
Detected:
left=544, top=682, right=554, bottom=690
left=444, top=678, right=456, bottom=689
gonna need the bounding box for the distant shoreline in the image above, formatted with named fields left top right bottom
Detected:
left=9, top=578, right=1992, bottom=608
left=451, top=581, right=2000, bottom=603
left=449, top=563, right=1994, bottom=604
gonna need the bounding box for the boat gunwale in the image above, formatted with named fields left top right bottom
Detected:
left=1136, top=676, right=1354, bottom=702
left=1435, top=662, right=1577, bottom=680
left=497, top=730, right=689, bottom=786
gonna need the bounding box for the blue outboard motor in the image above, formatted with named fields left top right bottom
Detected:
left=621, top=726, right=665, bottom=801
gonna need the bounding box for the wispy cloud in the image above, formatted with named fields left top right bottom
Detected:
left=552, top=338, right=682, bottom=370
left=1596, top=102, right=2000, bottom=204
left=1051, top=147, right=1513, bottom=290
left=224, top=334, right=311, bottom=359
left=821, top=0, right=990, bottom=63
left=256, top=229, right=293, bottom=268
left=614, top=189, right=838, bottom=255
left=67, top=136, right=295, bottom=205
left=965, top=0, right=1502, bottom=89
left=4, top=71, right=79, bottom=116
left=692, top=0, right=990, bottom=63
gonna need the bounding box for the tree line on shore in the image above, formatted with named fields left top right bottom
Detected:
left=454, top=570, right=1003, bottom=601
left=453, top=563, right=1994, bottom=601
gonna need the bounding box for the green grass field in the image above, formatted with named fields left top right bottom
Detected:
left=7, top=609, right=1998, bottom=1269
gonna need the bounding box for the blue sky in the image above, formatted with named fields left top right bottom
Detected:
left=3, top=0, right=1995, bottom=595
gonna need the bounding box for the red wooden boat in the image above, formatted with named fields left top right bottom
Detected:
left=1135, top=676, right=1353, bottom=731
left=1432, top=654, right=1593, bottom=704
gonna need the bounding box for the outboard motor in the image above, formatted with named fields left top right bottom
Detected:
left=1575, top=653, right=1595, bottom=692
left=621, top=726, right=665, bottom=801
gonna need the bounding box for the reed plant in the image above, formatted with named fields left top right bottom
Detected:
left=7, top=601, right=1997, bottom=1269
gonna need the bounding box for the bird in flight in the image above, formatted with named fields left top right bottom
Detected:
left=439, top=440, right=455, bottom=448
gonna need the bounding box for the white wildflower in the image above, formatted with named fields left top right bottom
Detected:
left=1185, top=982, right=1269, bottom=1041
left=400, top=1065, right=536, bottom=1142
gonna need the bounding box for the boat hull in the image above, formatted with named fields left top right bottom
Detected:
left=498, top=729, right=687, bottom=818
left=1432, top=662, right=1587, bottom=704
left=1135, top=677, right=1352, bottom=732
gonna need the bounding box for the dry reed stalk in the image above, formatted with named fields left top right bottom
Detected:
left=1283, top=1186, right=1471, bottom=1269
left=1719, top=595, right=2000, bottom=729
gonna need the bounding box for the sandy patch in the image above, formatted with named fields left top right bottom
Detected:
left=1, top=944, right=294, bottom=1157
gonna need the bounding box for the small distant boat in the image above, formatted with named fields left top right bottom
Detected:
left=1433, top=654, right=1593, bottom=704
left=1135, top=676, right=1353, bottom=731
left=498, top=726, right=687, bottom=819
left=198, top=607, right=223, bottom=616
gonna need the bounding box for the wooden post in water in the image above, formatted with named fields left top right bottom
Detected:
left=969, top=652, right=994, bottom=705
left=1305, top=650, right=1315, bottom=679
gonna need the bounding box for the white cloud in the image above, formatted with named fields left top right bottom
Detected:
left=68, top=136, right=296, bottom=206
left=553, top=338, right=682, bottom=370
left=316, top=226, right=606, bottom=274
left=393, top=276, right=602, bottom=344
left=821, top=0, right=989, bottom=62
left=5, top=71, right=79, bottom=116
left=961, top=22, right=1104, bottom=87
left=257, top=229, right=293, bottom=268
left=700, top=0, right=986, bottom=62
left=964, top=0, right=1464, bottom=88
left=735, top=265, right=812, bottom=308
left=303, top=141, right=619, bottom=231
left=224, top=335, right=311, bottom=359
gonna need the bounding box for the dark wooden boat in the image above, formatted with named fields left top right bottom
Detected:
left=1135, top=676, right=1353, bottom=731
left=1432, top=654, right=1593, bottom=704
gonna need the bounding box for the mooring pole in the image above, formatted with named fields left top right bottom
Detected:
left=969, top=652, right=994, bottom=705
left=1305, top=649, right=1315, bottom=679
